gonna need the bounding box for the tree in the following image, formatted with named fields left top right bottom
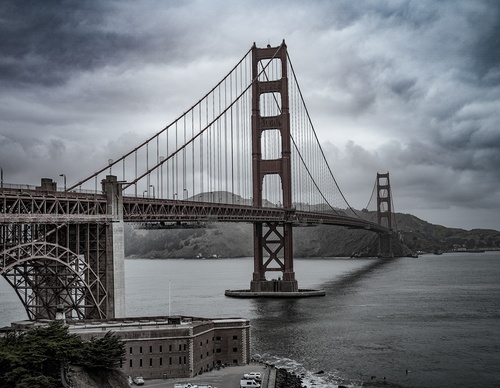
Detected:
left=0, top=322, right=125, bottom=388
left=0, top=322, right=80, bottom=387
left=81, top=331, right=126, bottom=369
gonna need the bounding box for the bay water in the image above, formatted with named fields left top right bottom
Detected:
left=1, top=252, right=499, bottom=387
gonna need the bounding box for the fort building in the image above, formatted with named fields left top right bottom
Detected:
left=3, top=315, right=251, bottom=380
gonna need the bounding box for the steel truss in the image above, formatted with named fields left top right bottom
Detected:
left=0, top=189, right=110, bottom=224
left=1, top=222, right=108, bottom=320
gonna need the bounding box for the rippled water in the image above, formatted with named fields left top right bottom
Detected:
left=1, top=253, right=499, bottom=387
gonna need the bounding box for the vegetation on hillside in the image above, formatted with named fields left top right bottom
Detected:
left=124, top=212, right=500, bottom=258
left=0, top=322, right=126, bottom=388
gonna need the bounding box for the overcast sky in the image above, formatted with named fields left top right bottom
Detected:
left=1, top=0, right=499, bottom=231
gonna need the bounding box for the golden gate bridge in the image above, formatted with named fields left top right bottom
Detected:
left=0, top=41, right=395, bottom=322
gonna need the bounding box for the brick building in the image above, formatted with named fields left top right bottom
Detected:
left=67, top=315, right=251, bottom=379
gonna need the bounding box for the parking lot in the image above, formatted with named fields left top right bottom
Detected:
left=133, top=364, right=271, bottom=388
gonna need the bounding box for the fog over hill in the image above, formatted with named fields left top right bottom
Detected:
left=125, top=211, right=500, bottom=259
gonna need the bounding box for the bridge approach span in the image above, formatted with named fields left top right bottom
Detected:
left=0, top=187, right=390, bottom=234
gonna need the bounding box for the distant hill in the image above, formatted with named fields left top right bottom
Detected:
left=124, top=211, right=500, bottom=259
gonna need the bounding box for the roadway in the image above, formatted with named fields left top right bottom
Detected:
left=138, top=364, right=273, bottom=388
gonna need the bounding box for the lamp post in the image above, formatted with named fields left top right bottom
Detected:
left=108, top=159, right=113, bottom=175
left=0, top=167, right=3, bottom=188
left=183, top=188, right=188, bottom=200
left=59, top=173, right=66, bottom=191
left=143, top=190, right=147, bottom=198
left=150, top=185, right=155, bottom=199
left=174, top=192, right=178, bottom=200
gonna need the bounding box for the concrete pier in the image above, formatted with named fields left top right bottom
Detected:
left=225, top=289, right=325, bottom=298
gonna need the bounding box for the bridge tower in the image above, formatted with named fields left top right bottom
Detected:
left=250, top=41, right=298, bottom=292
left=376, top=172, right=394, bottom=257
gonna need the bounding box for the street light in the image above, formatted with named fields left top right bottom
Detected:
left=59, top=173, right=66, bottom=191
left=183, top=188, right=188, bottom=200
left=173, top=192, right=178, bottom=200
left=0, top=167, right=3, bottom=188
left=143, top=190, right=147, bottom=198
left=150, top=185, right=155, bottom=199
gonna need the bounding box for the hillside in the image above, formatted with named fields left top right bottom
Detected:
left=124, top=211, right=500, bottom=258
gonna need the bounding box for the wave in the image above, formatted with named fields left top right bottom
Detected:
left=252, top=353, right=363, bottom=388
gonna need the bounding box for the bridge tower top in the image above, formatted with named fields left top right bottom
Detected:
left=251, top=40, right=291, bottom=208
left=377, top=172, right=392, bottom=229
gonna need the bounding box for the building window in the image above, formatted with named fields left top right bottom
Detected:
left=160, top=345, right=163, bottom=353
left=200, top=341, right=203, bottom=346
left=179, top=356, right=182, bottom=364
left=140, top=359, right=143, bottom=368
left=184, top=356, right=186, bottom=364
left=233, top=335, right=238, bottom=340
left=216, top=348, right=221, bottom=353
left=233, top=347, right=238, bottom=352
left=179, top=344, right=182, bottom=351
left=184, top=344, right=187, bottom=351
left=169, top=357, right=172, bottom=365
left=160, top=357, right=163, bottom=366
left=200, top=354, right=203, bottom=359
left=129, top=359, right=133, bottom=368
left=140, top=346, right=143, bottom=354
left=129, top=347, right=132, bottom=354
left=206, top=339, right=209, bottom=344
left=169, top=344, right=172, bottom=351
left=149, top=358, right=153, bottom=367
left=150, top=346, right=153, bottom=353
left=216, top=336, right=221, bottom=341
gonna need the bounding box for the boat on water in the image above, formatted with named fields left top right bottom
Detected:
left=195, top=253, right=220, bottom=259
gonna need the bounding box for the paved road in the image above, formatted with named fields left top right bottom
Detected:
left=139, top=364, right=270, bottom=388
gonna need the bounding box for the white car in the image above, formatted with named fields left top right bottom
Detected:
left=133, top=376, right=145, bottom=386
left=243, top=372, right=262, bottom=381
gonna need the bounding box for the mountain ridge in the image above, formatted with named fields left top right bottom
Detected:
left=124, top=211, right=500, bottom=258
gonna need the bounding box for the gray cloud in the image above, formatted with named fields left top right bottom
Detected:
left=0, top=0, right=499, bottom=230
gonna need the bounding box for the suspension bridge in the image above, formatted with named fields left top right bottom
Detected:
left=0, top=41, right=395, bottom=322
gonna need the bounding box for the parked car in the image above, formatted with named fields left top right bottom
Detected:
left=133, top=376, right=145, bottom=386
left=243, top=372, right=262, bottom=381
left=240, top=379, right=260, bottom=388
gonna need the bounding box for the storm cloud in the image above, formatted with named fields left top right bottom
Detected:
left=1, top=0, right=499, bottom=230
